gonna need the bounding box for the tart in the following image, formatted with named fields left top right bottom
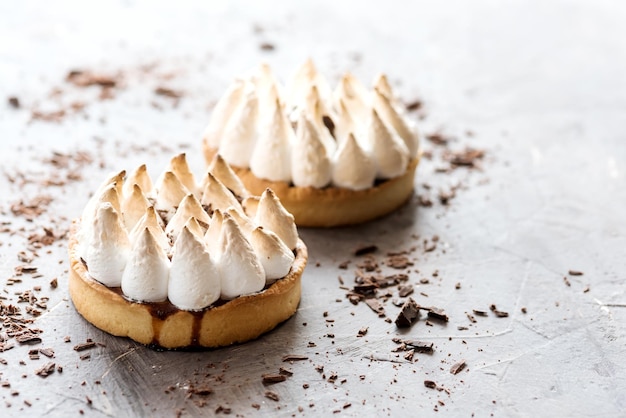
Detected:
left=68, top=153, right=307, bottom=349
left=202, top=60, right=422, bottom=227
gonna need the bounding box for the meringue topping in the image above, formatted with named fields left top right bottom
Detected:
left=250, top=227, right=295, bottom=283
left=129, top=206, right=170, bottom=253
left=207, top=154, right=249, bottom=200
left=200, top=173, right=242, bottom=214
left=202, top=79, right=246, bottom=150
left=78, top=158, right=301, bottom=309
left=167, top=153, right=198, bottom=196
left=291, top=113, right=332, bottom=188
left=255, top=189, right=298, bottom=250
left=123, top=164, right=153, bottom=199
left=165, top=194, right=210, bottom=239
left=203, top=62, right=421, bottom=191
left=368, top=109, right=410, bottom=179
left=85, top=203, right=131, bottom=287
left=218, top=89, right=259, bottom=168
left=250, top=98, right=293, bottom=182
left=218, top=216, right=265, bottom=300
left=155, top=171, right=190, bottom=214
left=121, top=227, right=170, bottom=303
left=122, top=184, right=150, bottom=231
left=332, top=133, right=377, bottom=191
left=168, top=226, right=220, bottom=310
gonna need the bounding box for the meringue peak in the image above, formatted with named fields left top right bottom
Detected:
left=369, top=109, right=410, bottom=179
left=122, top=183, right=150, bottom=231
left=250, top=227, right=295, bottom=283
left=332, top=133, right=376, bottom=190
left=254, top=188, right=298, bottom=250
left=168, top=153, right=198, bottom=196
left=291, top=113, right=332, bottom=188
left=373, top=88, right=418, bottom=157
left=203, top=79, right=246, bottom=150
left=155, top=171, right=190, bottom=213
left=121, top=227, right=170, bottom=303
left=124, top=164, right=152, bottom=198
left=165, top=193, right=211, bottom=239
left=207, top=154, right=249, bottom=200
left=218, top=89, right=259, bottom=168
left=200, top=172, right=242, bottom=215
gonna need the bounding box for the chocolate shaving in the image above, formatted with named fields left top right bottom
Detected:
left=282, top=354, right=308, bottom=362
left=354, top=245, right=378, bottom=256
left=364, top=299, right=385, bottom=317
left=154, top=87, right=182, bottom=98
left=264, top=391, right=280, bottom=401
left=73, top=341, right=96, bottom=352
left=398, top=284, right=414, bottom=297
left=262, top=374, right=287, bottom=384
left=568, top=270, right=583, bottom=276
left=404, top=340, right=434, bottom=353
left=386, top=255, right=414, bottom=269
left=35, top=362, right=55, bottom=378
left=425, top=307, right=449, bottom=322
left=405, top=100, right=422, bottom=111
left=450, top=359, right=466, bottom=375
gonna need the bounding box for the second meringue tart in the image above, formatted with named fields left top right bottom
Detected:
left=202, top=61, right=421, bottom=227
left=69, top=153, right=307, bottom=349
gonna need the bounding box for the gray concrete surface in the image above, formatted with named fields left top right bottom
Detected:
left=0, top=1, right=625, bottom=416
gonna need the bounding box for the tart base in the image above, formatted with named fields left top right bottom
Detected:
left=68, top=221, right=307, bottom=349
left=204, top=142, right=420, bottom=227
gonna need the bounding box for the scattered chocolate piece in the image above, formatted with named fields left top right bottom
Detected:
left=66, top=70, right=117, bottom=88
left=426, top=307, right=449, bottom=322
left=154, top=87, right=182, bottom=99
left=35, top=362, right=55, bottom=378
left=445, top=147, right=485, bottom=168
left=395, top=298, right=420, bottom=328
left=425, top=132, right=451, bottom=146
left=364, top=298, right=385, bottom=317
left=450, top=359, right=466, bottom=375
left=398, top=284, right=414, bottom=298
left=489, top=304, right=509, bottom=317
left=73, top=341, right=96, bottom=352
left=215, top=405, right=232, bottom=414
left=338, top=260, right=350, bottom=269
left=50, top=278, right=58, bottom=289
left=354, top=245, right=378, bottom=256
left=563, top=277, right=571, bottom=287
left=583, top=286, right=590, bottom=293
left=424, top=380, right=437, bottom=389
left=455, top=282, right=461, bottom=290
left=472, top=309, right=488, bottom=317
left=278, top=367, right=293, bottom=376
left=39, top=348, right=54, bottom=358
left=404, top=340, right=434, bottom=353
left=282, top=354, right=308, bottom=362
left=405, top=100, right=422, bottom=111
left=386, top=255, right=413, bottom=269
left=357, top=327, right=368, bottom=337
left=8, top=96, right=20, bottom=109
left=259, top=43, right=275, bottom=51
left=568, top=270, right=583, bottom=276
left=262, top=374, right=287, bottom=385
left=264, top=391, right=280, bottom=402
left=521, top=307, right=527, bottom=314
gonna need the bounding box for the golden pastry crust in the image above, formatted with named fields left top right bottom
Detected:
left=204, top=141, right=419, bottom=227
left=68, top=221, right=307, bottom=349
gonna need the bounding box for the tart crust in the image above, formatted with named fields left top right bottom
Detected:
left=204, top=143, right=420, bottom=227
left=68, top=221, right=307, bottom=349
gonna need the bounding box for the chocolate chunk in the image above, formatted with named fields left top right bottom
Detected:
left=424, top=380, right=437, bottom=389
left=8, top=96, right=20, bottom=109
left=282, top=354, right=308, bottom=362
left=39, top=348, right=54, bottom=358
left=386, top=255, right=413, bottom=269
left=405, top=100, right=422, bottom=111
left=262, top=374, right=287, bottom=384
left=426, top=307, right=449, bottom=322
left=404, top=340, right=434, bottom=353
left=259, top=43, right=275, bottom=51
left=354, top=245, right=378, bottom=256
left=264, top=391, right=280, bottom=401
left=395, top=298, right=420, bottom=328
left=398, top=284, right=414, bottom=297
left=322, top=115, right=335, bottom=137
left=35, top=362, right=55, bottom=378
left=73, top=341, right=96, bottom=352
left=472, top=309, right=488, bottom=317
left=450, top=360, right=466, bottom=375
left=357, top=327, right=368, bottom=337
left=364, top=299, right=385, bottom=317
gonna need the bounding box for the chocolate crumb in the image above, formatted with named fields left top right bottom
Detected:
left=583, top=286, right=590, bottom=293
left=8, top=96, right=20, bottom=109
left=568, top=270, right=583, bottom=276
left=563, top=277, right=571, bottom=287
left=357, top=327, right=368, bottom=337
left=405, top=100, right=422, bottom=111
left=264, top=391, right=280, bottom=402
left=395, top=298, right=420, bottom=328
left=424, top=380, right=437, bottom=389
left=282, top=354, right=308, bottom=362
left=472, top=309, right=488, bottom=317
left=154, top=87, right=182, bottom=99
left=262, top=374, right=287, bottom=385
left=450, top=359, right=466, bottom=375
left=259, top=43, right=275, bottom=51
left=73, top=341, right=96, bottom=352
left=354, top=245, right=378, bottom=256
left=35, top=362, right=55, bottom=378
left=50, top=278, right=58, bottom=289
left=278, top=367, right=293, bottom=376
left=521, top=307, right=527, bottom=314
left=338, top=260, right=350, bottom=269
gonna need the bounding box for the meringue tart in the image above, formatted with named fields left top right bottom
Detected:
left=202, top=60, right=421, bottom=227
left=69, top=153, right=307, bottom=349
